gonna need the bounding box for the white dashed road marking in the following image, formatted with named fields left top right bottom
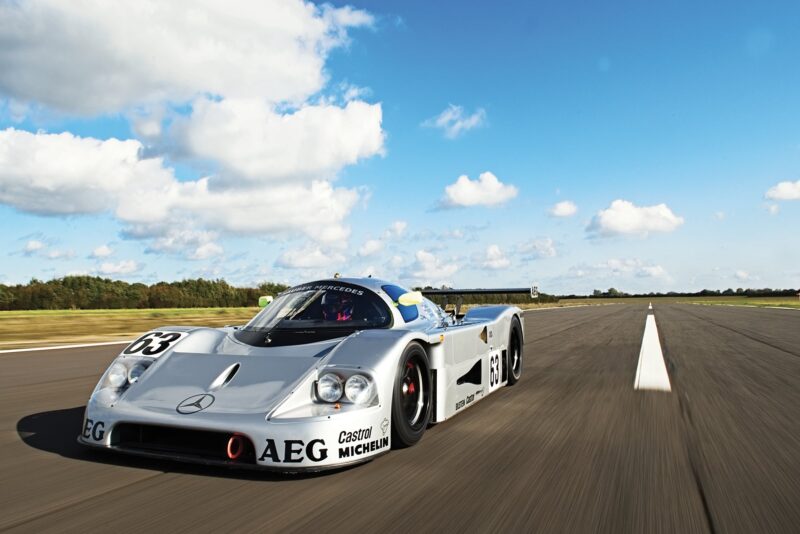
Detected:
left=634, top=309, right=671, bottom=392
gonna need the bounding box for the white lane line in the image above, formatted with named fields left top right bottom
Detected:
left=634, top=313, right=671, bottom=392
left=0, top=340, right=132, bottom=354
left=689, top=303, right=799, bottom=311
left=648, top=302, right=652, bottom=310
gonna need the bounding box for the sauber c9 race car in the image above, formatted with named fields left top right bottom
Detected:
left=79, top=277, right=525, bottom=471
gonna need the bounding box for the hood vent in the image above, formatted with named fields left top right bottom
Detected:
left=208, top=363, right=241, bottom=391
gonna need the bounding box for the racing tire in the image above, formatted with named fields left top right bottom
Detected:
left=391, top=342, right=432, bottom=448
left=507, top=316, right=523, bottom=386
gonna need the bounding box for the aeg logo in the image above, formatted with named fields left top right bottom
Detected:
left=258, top=438, right=328, bottom=463
left=82, top=418, right=105, bottom=441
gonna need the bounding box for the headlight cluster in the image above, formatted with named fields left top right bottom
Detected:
left=93, top=357, right=154, bottom=405
left=316, top=372, right=375, bottom=405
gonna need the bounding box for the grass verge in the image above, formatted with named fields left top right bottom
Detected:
left=0, top=307, right=258, bottom=350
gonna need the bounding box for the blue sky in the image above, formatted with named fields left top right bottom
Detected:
left=1, top=0, right=798, bottom=293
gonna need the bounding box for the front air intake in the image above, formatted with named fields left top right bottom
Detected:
left=110, top=423, right=255, bottom=463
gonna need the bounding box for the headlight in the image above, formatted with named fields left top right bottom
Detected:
left=127, top=362, right=149, bottom=383
left=317, top=373, right=343, bottom=403
left=107, top=362, right=128, bottom=388
left=345, top=374, right=373, bottom=405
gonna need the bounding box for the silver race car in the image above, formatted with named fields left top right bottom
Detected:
left=79, top=277, right=525, bottom=471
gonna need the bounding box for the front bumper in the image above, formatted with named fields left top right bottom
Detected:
left=78, top=401, right=392, bottom=472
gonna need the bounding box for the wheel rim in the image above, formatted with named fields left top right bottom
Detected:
left=401, top=358, right=424, bottom=426
left=511, top=331, right=521, bottom=378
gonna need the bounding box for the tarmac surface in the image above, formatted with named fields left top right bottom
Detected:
left=1, top=304, right=798, bottom=533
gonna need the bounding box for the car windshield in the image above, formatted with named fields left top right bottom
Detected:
left=243, top=282, right=392, bottom=331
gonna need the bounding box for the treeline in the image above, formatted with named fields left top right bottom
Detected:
left=0, top=276, right=289, bottom=310
left=419, top=289, right=559, bottom=307
left=562, top=287, right=799, bottom=299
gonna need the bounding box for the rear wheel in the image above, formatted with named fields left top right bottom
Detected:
left=507, top=316, right=523, bottom=385
left=391, top=342, right=431, bottom=448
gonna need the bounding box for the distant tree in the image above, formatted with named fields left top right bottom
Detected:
left=0, top=276, right=290, bottom=311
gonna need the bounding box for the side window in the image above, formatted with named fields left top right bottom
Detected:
left=381, top=285, right=419, bottom=323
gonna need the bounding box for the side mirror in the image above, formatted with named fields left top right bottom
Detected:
left=258, top=295, right=274, bottom=308
left=397, top=291, right=423, bottom=306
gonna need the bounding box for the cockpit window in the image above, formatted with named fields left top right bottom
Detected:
left=243, top=282, right=391, bottom=331
left=381, top=284, right=419, bottom=322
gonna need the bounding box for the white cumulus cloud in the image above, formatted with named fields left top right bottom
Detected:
left=188, top=242, right=224, bottom=261
left=600, top=258, right=669, bottom=279
left=422, top=104, right=486, bottom=139
left=0, top=2, right=384, bottom=261
left=441, top=172, right=518, bottom=208
left=173, top=98, right=384, bottom=184
left=549, top=200, right=577, bottom=217
left=405, top=250, right=458, bottom=286
left=588, top=199, right=684, bottom=237
left=566, top=258, right=670, bottom=281
left=0, top=128, right=176, bottom=216
left=90, top=244, right=114, bottom=258
left=518, top=238, right=557, bottom=259
left=384, top=220, right=408, bottom=239
left=23, top=239, right=45, bottom=254
left=765, top=180, right=800, bottom=200
left=142, top=229, right=223, bottom=261
left=481, top=245, right=510, bottom=270
left=0, top=128, right=360, bottom=256
left=46, top=249, right=75, bottom=260
left=0, top=0, right=373, bottom=114
left=275, top=244, right=345, bottom=269
left=358, top=239, right=385, bottom=257
left=97, top=260, right=142, bottom=275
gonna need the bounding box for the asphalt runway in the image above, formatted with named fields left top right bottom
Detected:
left=1, top=304, right=798, bottom=533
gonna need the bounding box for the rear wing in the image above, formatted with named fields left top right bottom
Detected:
left=421, top=285, right=539, bottom=316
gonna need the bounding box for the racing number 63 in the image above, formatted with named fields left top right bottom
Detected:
left=123, top=331, right=184, bottom=356
left=489, top=354, right=500, bottom=387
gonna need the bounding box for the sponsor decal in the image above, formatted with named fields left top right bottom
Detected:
left=380, top=418, right=389, bottom=436
left=82, top=418, right=105, bottom=441
left=339, top=427, right=372, bottom=444
left=176, top=393, right=215, bottom=414
left=259, top=438, right=328, bottom=463
left=456, top=392, right=479, bottom=411
left=338, top=437, right=389, bottom=459
left=284, top=284, right=364, bottom=296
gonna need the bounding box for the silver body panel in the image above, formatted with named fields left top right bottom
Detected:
left=79, top=277, right=523, bottom=471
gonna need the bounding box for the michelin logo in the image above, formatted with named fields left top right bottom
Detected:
left=339, top=437, right=389, bottom=459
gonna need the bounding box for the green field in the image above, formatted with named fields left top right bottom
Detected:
left=0, top=296, right=796, bottom=350
left=0, top=307, right=258, bottom=350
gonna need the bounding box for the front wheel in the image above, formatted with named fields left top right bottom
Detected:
left=507, top=316, right=523, bottom=385
left=391, top=342, right=432, bottom=448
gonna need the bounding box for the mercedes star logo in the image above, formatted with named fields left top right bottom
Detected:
left=176, top=393, right=215, bottom=414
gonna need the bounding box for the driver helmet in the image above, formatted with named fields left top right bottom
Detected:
left=321, top=291, right=354, bottom=321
